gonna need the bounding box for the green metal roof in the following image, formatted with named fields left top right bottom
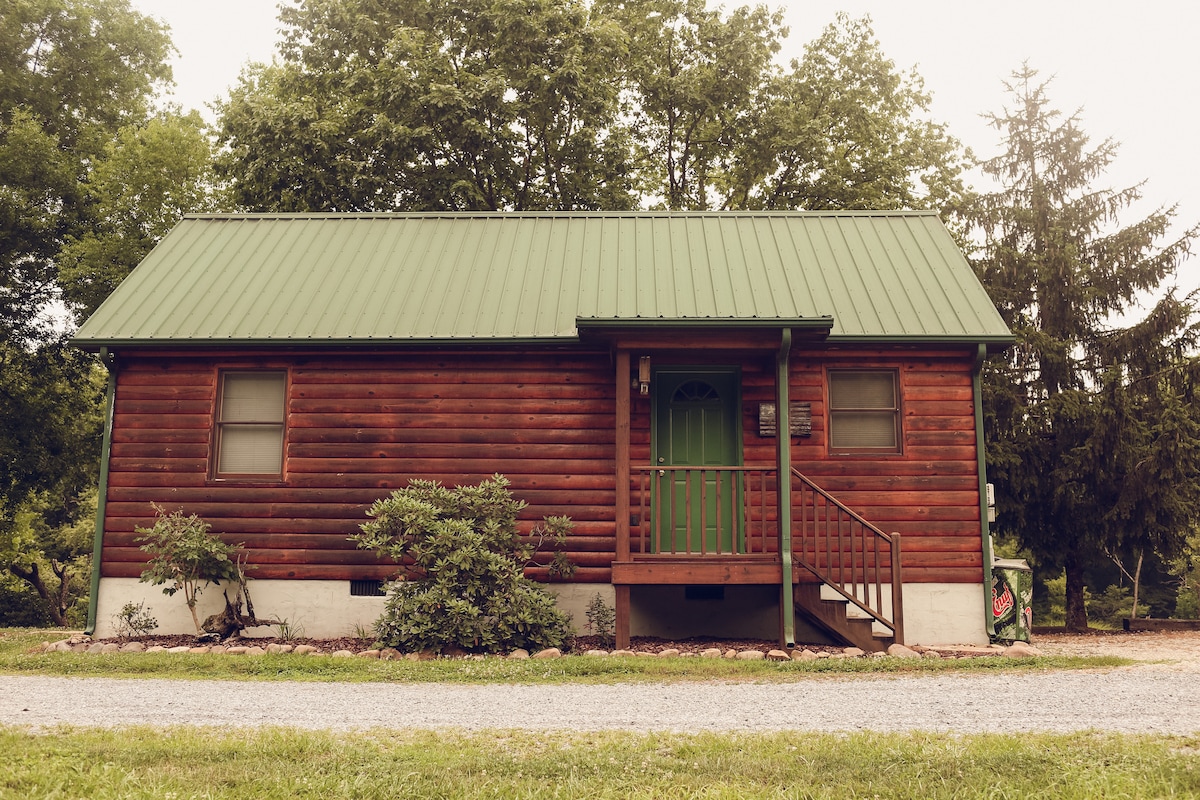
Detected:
left=72, top=211, right=1012, bottom=348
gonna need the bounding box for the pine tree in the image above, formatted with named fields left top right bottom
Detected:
left=971, top=65, right=1200, bottom=631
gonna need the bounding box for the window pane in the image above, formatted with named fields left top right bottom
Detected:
left=830, top=412, right=897, bottom=449
left=829, top=372, right=895, bottom=409
left=222, top=373, right=286, bottom=422
left=219, top=425, right=283, bottom=474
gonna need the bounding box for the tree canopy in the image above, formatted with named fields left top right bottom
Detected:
left=215, top=2, right=965, bottom=213
left=0, top=0, right=214, bottom=624
left=971, top=66, right=1200, bottom=630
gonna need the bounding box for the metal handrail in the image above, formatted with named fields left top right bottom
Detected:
left=791, top=468, right=904, bottom=644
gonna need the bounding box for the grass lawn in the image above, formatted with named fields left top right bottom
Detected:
left=0, top=629, right=1131, bottom=684
left=2, top=726, right=1198, bottom=799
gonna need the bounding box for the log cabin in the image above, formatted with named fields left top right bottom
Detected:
left=73, top=211, right=1012, bottom=649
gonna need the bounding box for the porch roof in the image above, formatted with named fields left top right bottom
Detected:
left=73, top=211, right=1012, bottom=349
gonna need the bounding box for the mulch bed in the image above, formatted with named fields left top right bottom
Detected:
left=93, top=633, right=848, bottom=656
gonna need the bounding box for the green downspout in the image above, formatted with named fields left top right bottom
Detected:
left=84, top=348, right=117, bottom=636
left=972, top=344, right=997, bottom=639
left=777, top=328, right=795, bottom=649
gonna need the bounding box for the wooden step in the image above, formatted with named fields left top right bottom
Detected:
left=794, top=584, right=892, bottom=652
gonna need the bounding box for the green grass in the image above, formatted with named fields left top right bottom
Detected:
left=2, top=726, right=1198, bottom=799
left=0, top=629, right=1132, bottom=684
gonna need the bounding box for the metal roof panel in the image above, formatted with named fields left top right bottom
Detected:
left=73, top=211, right=1012, bottom=347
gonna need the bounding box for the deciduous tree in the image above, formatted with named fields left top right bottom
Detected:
left=216, top=2, right=965, bottom=214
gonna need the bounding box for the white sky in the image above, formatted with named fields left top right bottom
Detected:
left=132, top=0, right=1200, bottom=297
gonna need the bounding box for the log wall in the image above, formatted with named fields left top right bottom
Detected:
left=625, top=347, right=983, bottom=583
left=102, top=350, right=617, bottom=582
left=103, top=344, right=984, bottom=586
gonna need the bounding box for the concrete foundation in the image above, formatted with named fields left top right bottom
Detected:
left=93, top=577, right=988, bottom=646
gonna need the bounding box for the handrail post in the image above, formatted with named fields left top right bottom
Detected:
left=890, top=532, right=904, bottom=645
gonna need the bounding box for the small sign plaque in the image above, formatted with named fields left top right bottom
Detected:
left=758, top=402, right=812, bottom=437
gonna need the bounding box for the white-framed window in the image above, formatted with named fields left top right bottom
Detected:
left=827, top=370, right=900, bottom=454
left=214, top=371, right=286, bottom=478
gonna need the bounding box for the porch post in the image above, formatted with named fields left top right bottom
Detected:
left=614, top=349, right=631, bottom=650
left=777, top=329, right=796, bottom=649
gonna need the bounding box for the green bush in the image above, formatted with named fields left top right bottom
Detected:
left=137, top=504, right=242, bottom=635
left=353, top=475, right=573, bottom=654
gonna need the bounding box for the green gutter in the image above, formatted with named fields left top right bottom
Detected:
left=777, top=328, right=795, bottom=649
left=85, top=348, right=117, bottom=636
left=972, top=344, right=997, bottom=639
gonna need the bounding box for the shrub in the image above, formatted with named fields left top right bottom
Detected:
left=352, top=475, right=573, bottom=653
left=113, top=600, right=158, bottom=639
left=584, top=592, right=616, bottom=648
left=136, top=504, right=242, bottom=635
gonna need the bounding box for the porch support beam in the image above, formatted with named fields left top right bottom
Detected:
left=777, top=328, right=796, bottom=649
left=614, top=349, right=631, bottom=650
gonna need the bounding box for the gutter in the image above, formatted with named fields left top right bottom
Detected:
left=972, top=344, right=997, bottom=639
left=777, top=328, right=796, bottom=649
left=85, top=348, right=117, bottom=635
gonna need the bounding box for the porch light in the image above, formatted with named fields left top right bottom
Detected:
left=638, top=356, right=651, bottom=394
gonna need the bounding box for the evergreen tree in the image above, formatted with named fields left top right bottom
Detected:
left=971, top=66, right=1200, bottom=630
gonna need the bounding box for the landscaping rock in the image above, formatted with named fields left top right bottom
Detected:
left=146, top=646, right=167, bottom=653
left=842, top=647, right=865, bottom=657
left=87, top=643, right=106, bottom=654
left=723, top=649, right=737, bottom=659
left=166, top=646, right=191, bottom=654
left=1003, top=641, right=1041, bottom=658
left=188, top=646, right=211, bottom=655
left=266, top=643, right=293, bottom=654
left=119, top=642, right=146, bottom=653
left=736, top=649, right=764, bottom=660
left=635, top=651, right=657, bottom=657
left=225, top=646, right=248, bottom=655
left=584, top=649, right=609, bottom=657
left=699, top=648, right=723, bottom=658
left=209, top=646, right=228, bottom=655
left=357, top=650, right=381, bottom=659
left=792, top=649, right=819, bottom=661
left=886, top=643, right=921, bottom=658
left=609, top=649, right=634, bottom=657
left=767, top=649, right=791, bottom=661
left=657, top=648, right=680, bottom=658
left=330, top=650, right=356, bottom=658
left=244, top=646, right=266, bottom=656
left=532, top=647, right=561, bottom=660
left=923, top=650, right=943, bottom=659
left=97, top=643, right=120, bottom=654
left=508, top=649, right=530, bottom=660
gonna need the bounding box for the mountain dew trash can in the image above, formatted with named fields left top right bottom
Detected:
left=991, top=558, right=1033, bottom=642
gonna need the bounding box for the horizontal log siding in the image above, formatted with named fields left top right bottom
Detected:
left=759, top=350, right=982, bottom=583
left=103, top=351, right=616, bottom=582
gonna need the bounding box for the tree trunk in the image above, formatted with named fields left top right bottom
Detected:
left=7, top=562, right=69, bottom=627
left=1063, top=555, right=1089, bottom=632
left=1130, top=553, right=1143, bottom=620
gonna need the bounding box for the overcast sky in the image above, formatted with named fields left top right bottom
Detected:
left=130, top=0, right=1200, bottom=297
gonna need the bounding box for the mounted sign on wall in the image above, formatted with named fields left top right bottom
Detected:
left=758, top=402, right=812, bottom=437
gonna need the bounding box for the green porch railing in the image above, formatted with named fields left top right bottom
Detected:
left=632, top=466, right=776, bottom=556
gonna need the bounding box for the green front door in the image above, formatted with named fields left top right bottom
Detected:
left=653, top=369, right=741, bottom=553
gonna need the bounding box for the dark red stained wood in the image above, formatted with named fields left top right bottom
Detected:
left=103, top=345, right=986, bottom=586
left=288, top=426, right=614, bottom=445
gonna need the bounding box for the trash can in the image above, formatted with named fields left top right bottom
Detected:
left=991, top=558, right=1033, bottom=642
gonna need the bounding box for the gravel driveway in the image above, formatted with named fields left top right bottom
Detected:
left=1, top=671, right=1196, bottom=734
left=3, top=632, right=1199, bottom=734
